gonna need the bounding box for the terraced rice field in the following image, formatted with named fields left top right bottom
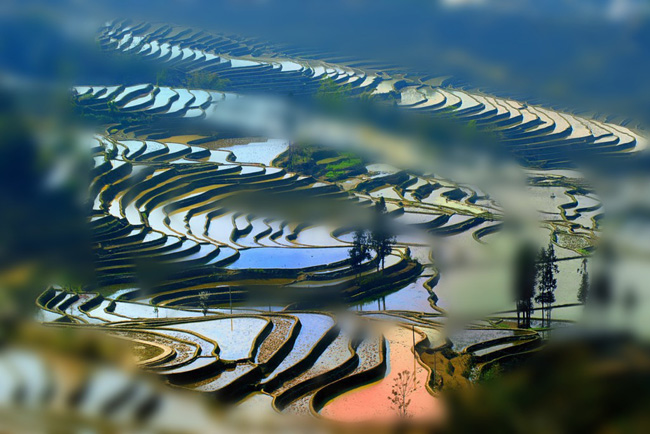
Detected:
left=93, top=21, right=646, bottom=167
left=32, top=107, right=605, bottom=416
left=22, top=17, right=646, bottom=424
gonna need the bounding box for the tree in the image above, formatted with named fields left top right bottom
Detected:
left=156, top=68, right=168, bottom=86
left=62, top=281, right=82, bottom=294
left=375, top=196, right=387, bottom=213
left=198, top=291, right=210, bottom=316
left=184, top=71, right=230, bottom=91
left=348, top=228, right=371, bottom=276
left=388, top=370, right=420, bottom=419
left=314, top=76, right=350, bottom=108
left=371, top=228, right=395, bottom=271
left=369, top=197, right=395, bottom=271
left=589, top=243, right=613, bottom=309
left=577, top=258, right=589, bottom=304
left=535, top=243, right=558, bottom=328
left=590, top=269, right=612, bottom=308
left=370, top=197, right=395, bottom=271
left=514, top=243, right=537, bottom=328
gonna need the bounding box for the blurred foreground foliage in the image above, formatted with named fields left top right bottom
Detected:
left=443, top=335, right=650, bottom=434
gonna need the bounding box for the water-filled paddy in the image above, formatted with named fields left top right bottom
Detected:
left=164, top=317, right=268, bottom=361
left=448, top=328, right=519, bottom=351
left=227, top=247, right=350, bottom=269
left=114, top=84, right=149, bottom=104
left=190, top=90, right=211, bottom=107
left=275, top=329, right=354, bottom=394
left=167, top=89, right=194, bottom=113
left=123, top=92, right=153, bottom=109
left=146, top=87, right=176, bottom=111
left=112, top=301, right=204, bottom=319
left=223, top=139, right=289, bottom=166
left=261, top=313, right=334, bottom=384
left=354, top=276, right=436, bottom=313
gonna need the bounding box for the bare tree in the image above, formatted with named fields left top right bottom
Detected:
left=388, top=370, right=420, bottom=418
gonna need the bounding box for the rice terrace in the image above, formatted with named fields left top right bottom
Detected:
left=1, top=2, right=650, bottom=433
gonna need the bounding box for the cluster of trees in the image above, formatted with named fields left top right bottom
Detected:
left=577, top=255, right=616, bottom=308
left=514, top=244, right=538, bottom=329
left=348, top=197, right=397, bottom=275
left=514, top=242, right=561, bottom=328
left=183, top=71, right=230, bottom=90
left=515, top=241, right=616, bottom=329
left=277, top=144, right=366, bottom=181
left=312, top=76, right=379, bottom=121
left=314, top=76, right=352, bottom=108
left=71, top=96, right=155, bottom=127
left=155, top=69, right=230, bottom=91
left=535, top=244, right=559, bottom=327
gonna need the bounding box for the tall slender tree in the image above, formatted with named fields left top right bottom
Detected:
left=577, top=258, right=589, bottom=304
left=590, top=269, right=612, bottom=308
left=535, top=243, right=558, bottom=327
left=514, top=243, right=537, bottom=328
left=589, top=243, right=614, bottom=309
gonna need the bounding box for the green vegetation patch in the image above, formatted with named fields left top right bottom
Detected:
left=275, top=144, right=367, bottom=182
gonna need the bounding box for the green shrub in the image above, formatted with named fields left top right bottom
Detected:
left=276, top=143, right=366, bottom=181
left=326, top=158, right=362, bottom=171
left=325, top=170, right=345, bottom=181
left=461, top=360, right=474, bottom=379
left=183, top=71, right=230, bottom=90
left=480, top=364, right=501, bottom=382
